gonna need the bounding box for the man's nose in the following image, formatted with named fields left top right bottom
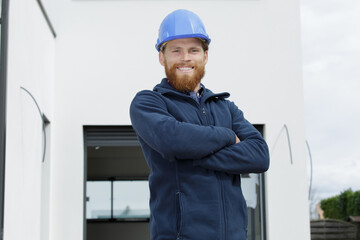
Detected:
left=181, top=52, right=191, bottom=61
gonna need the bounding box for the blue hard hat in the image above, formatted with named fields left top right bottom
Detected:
left=155, top=9, right=211, bottom=52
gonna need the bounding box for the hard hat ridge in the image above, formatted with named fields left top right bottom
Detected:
left=156, top=9, right=211, bottom=52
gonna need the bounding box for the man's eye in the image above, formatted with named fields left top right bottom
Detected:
left=172, top=50, right=179, bottom=53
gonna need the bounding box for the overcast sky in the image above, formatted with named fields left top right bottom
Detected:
left=300, top=0, right=360, bottom=202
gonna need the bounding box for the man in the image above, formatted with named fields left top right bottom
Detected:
left=130, top=9, right=269, bottom=240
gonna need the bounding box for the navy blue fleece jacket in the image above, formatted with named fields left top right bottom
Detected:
left=130, top=78, right=269, bottom=240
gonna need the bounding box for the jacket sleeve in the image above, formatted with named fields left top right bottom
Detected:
left=130, top=90, right=236, bottom=161
left=193, top=101, right=270, bottom=174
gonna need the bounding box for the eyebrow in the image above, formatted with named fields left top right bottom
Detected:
left=169, top=46, right=181, bottom=50
left=168, top=46, right=202, bottom=51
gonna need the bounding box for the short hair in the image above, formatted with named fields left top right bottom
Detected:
left=160, top=38, right=209, bottom=53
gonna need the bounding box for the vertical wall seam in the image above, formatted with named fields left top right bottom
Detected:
left=0, top=0, right=10, bottom=238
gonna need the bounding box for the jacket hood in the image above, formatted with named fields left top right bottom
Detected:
left=153, top=78, right=230, bottom=102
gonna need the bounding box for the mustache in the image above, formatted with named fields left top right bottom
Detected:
left=174, top=63, right=195, bottom=68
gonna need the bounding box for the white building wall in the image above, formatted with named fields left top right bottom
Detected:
left=4, top=0, right=310, bottom=239
left=4, top=1, right=55, bottom=239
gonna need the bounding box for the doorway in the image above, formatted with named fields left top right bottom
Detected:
left=84, top=126, right=150, bottom=240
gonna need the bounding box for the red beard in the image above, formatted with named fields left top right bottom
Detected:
left=164, top=62, right=205, bottom=92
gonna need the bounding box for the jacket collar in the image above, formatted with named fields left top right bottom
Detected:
left=153, top=78, right=230, bottom=102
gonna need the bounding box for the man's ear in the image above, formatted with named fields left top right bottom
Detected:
left=159, top=51, right=165, bottom=66
left=204, top=50, right=208, bottom=65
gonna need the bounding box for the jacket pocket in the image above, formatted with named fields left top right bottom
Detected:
left=175, top=191, right=183, bottom=236
left=232, top=174, right=241, bottom=186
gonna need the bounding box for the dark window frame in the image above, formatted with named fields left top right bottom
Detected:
left=254, top=124, right=267, bottom=240
left=83, top=126, right=148, bottom=239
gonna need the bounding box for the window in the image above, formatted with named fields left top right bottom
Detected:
left=86, top=181, right=111, bottom=219
left=87, top=180, right=150, bottom=220
left=242, top=173, right=266, bottom=240
left=113, top=180, right=149, bottom=219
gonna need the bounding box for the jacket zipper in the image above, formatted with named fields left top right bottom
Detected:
left=199, top=106, right=209, bottom=125
left=182, top=95, right=208, bottom=125
left=175, top=159, right=182, bottom=239
left=200, top=100, right=225, bottom=238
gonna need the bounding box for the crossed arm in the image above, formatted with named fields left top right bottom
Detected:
left=193, top=101, right=269, bottom=174
left=130, top=90, right=237, bottom=161
left=130, top=90, right=269, bottom=174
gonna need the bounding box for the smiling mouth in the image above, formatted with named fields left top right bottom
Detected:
left=177, top=66, right=194, bottom=73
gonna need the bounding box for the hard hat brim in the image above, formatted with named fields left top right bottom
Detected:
left=156, top=34, right=211, bottom=52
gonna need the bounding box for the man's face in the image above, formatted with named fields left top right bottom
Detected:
left=159, top=38, right=208, bottom=92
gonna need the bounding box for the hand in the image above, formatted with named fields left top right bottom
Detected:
left=235, top=135, right=241, bottom=144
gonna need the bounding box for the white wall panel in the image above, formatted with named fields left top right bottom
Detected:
left=4, top=0, right=55, bottom=239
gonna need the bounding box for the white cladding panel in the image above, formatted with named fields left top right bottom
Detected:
left=5, top=0, right=310, bottom=239
left=4, top=0, right=55, bottom=240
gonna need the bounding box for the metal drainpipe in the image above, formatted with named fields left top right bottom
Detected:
left=0, top=0, right=9, bottom=239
